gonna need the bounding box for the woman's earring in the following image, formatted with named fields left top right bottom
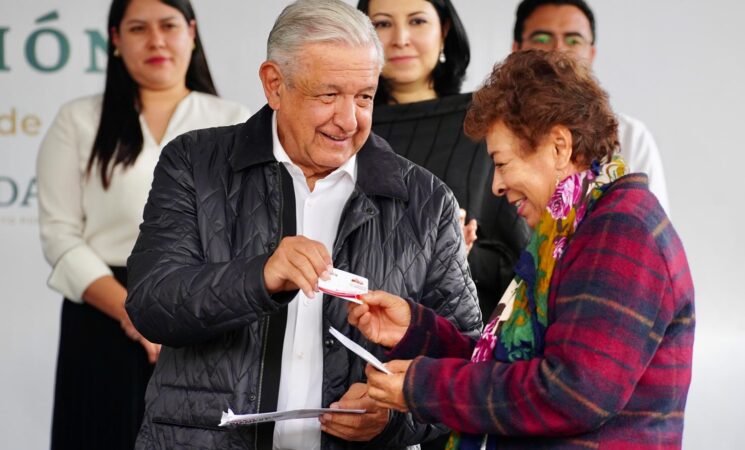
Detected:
left=192, top=41, right=196, bottom=51
left=438, top=49, right=446, bottom=64
left=113, top=47, right=120, bottom=57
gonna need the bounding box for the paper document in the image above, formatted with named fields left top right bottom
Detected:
left=328, top=326, right=391, bottom=374
left=318, top=268, right=367, bottom=304
left=219, top=407, right=365, bottom=427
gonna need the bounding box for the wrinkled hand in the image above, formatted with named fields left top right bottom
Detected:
left=459, top=208, right=478, bottom=254
left=319, top=383, right=389, bottom=441
left=366, top=360, right=412, bottom=413
left=263, top=236, right=332, bottom=298
left=121, top=315, right=161, bottom=364
left=348, top=291, right=411, bottom=348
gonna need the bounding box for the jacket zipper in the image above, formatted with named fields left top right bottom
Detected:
left=255, top=162, right=284, bottom=446
left=255, top=316, right=270, bottom=448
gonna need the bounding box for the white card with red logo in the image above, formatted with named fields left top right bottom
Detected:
left=318, top=268, right=367, bottom=305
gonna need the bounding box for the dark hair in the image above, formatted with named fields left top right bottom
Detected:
left=357, top=0, right=470, bottom=104
left=88, top=0, right=218, bottom=189
left=465, top=50, right=617, bottom=166
left=513, top=0, right=596, bottom=45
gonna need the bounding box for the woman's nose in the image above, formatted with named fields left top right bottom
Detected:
left=492, top=171, right=506, bottom=196
left=147, top=28, right=166, bottom=48
left=392, top=26, right=410, bottom=47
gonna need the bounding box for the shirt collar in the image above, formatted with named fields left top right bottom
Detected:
left=271, top=112, right=357, bottom=184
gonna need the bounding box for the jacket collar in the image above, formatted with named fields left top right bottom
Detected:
left=230, top=104, right=408, bottom=201
left=229, top=104, right=276, bottom=170
left=605, top=173, right=649, bottom=193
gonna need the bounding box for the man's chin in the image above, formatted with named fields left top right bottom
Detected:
left=315, top=148, right=358, bottom=165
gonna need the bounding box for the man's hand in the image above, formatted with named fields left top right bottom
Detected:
left=348, top=290, right=411, bottom=348
left=366, top=360, right=412, bottom=413
left=263, top=236, right=332, bottom=298
left=319, top=383, right=389, bottom=441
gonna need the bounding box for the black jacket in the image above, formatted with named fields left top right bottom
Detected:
left=126, top=105, right=482, bottom=449
left=371, top=94, right=530, bottom=323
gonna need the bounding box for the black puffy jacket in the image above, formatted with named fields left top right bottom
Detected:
left=125, top=105, right=482, bottom=449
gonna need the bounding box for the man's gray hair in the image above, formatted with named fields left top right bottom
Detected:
left=267, top=0, right=384, bottom=76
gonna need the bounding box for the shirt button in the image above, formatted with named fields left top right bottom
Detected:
left=297, top=352, right=304, bottom=359
left=324, top=338, right=335, bottom=348
left=302, top=298, right=310, bottom=306
left=249, top=393, right=257, bottom=402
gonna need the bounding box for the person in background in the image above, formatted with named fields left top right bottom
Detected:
left=124, top=0, right=481, bottom=448
left=357, top=0, right=530, bottom=322
left=36, top=0, right=249, bottom=448
left=512, top=0, right=671, bottom=213
left=348, top=50, right=694, bottom=449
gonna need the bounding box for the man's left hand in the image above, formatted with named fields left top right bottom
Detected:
left=319, top=383, right=389, bottom=441
left=366, top=360, right=412, bottom=413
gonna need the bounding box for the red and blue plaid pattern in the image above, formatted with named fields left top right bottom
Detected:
left=389, top=175, right=694, bottom=449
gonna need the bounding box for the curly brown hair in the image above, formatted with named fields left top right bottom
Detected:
left=464, top=50, right=618, bottom=166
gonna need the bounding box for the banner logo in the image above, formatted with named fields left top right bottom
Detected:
left=0, top=10, right=107, bottom=73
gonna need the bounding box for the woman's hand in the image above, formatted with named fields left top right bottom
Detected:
left=459, top=208, right=478, bottom=254
left=365, top=360, right=412, bottom=413
left=121, top=314, right=162, bottom=364
left=83, top=276, right=162, bottom=364
left=347, top=290, right=411, bottom=348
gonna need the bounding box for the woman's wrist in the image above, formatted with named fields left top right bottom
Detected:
left=82, top=275, right=128, bottom=321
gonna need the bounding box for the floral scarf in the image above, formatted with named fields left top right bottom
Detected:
left=446, top=158, right=626, bottom=450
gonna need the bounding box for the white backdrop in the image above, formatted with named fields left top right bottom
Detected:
left=1, top=1, right=742, bottom=449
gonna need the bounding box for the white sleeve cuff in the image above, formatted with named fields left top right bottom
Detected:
left=47, top=245, right=113, bottom=303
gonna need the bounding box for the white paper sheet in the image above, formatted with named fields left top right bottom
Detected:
left=219, top=407, right=365, bottom=427
left=328, top=326, right=391, bottom=374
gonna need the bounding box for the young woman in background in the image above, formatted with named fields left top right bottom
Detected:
left=36, top=1, right=250, bottom=448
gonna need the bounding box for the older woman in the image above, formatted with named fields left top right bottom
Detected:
left=347, top=50, right=694, bottom=449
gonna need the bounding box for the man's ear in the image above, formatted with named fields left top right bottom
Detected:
left=551, top=125, right=574, bottom=171
left=259, top=61, right=284, bottom=110
left=511, top=41, right=521, bottom=52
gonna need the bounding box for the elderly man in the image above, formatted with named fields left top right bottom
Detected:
left=512, top=0, right=671, bottom=213
left=125, top=0, right=481, bottom=449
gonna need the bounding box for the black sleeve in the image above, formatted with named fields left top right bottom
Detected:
left=125, top=134, right=294, bottom=347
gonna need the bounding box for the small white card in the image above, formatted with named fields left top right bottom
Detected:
left=328, top=326, right=391, bottom=374
left=318, top=268, right=368, bottom=305
left=219, top=407, right=365, bottom=427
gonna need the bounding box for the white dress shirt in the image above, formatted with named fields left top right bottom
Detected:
left=617, top=113, right=670, bottom=214
left=271, top=113, right=357, bottom=450
left=37, top=93, right=250, bottom=301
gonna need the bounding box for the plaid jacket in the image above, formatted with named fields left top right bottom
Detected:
left=389, top=174, right=695, bottom=449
